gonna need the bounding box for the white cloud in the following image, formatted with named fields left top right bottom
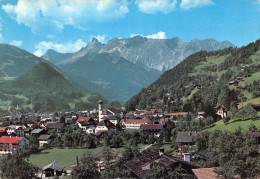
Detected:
left=33, top=50, right=43, bottom=57
left=10, top=40, right=23, bottom=47
left=34, top=39, right=87, bottom=57
left=95, top=35, right=106, bottom=43
left=135, top=0, right=177, bottom=14
left=131, top=31, right=167, bottom=39
left=180, top=0, right=214, bottom=9
left=147, top=32, right=167, bottom=39
left=2, top=0, right=129, bottom=33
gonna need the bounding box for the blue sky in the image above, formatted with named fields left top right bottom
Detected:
left=0, top=0, right=259, bottom=56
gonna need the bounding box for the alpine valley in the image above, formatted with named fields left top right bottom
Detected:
left=42, top=36, right=234, bottom=103
left=0, top=36, right=234, bottom=112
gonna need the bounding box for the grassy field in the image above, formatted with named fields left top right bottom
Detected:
left=29, top=147, right=104, bottom=169
left=238, top=97, right=260, bottom=109
left=205, top=119, right=260, bottom=132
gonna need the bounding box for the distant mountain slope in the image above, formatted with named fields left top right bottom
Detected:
left=42, top=36, right=233, bottom=103
left=42, top=49, right=73, bottom=65
left=126, top=39, right=260, bottom=115
left=0, top=44, right=43, bottom=81
left=0, top=62, right=105, bottom=113
left=60, top=52, right=161, bottom=103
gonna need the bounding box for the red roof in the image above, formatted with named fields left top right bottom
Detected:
left=76, top=117, right=92, bottom=123
left=124, top=118, right=149, bottom=124
left=0, top=136, right=24, bottom=144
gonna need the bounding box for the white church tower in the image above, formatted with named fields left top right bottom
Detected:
left=98, top=99, right=103, bottom=122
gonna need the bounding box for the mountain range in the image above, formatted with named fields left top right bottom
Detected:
left=42, top=36, right=234, bottom=103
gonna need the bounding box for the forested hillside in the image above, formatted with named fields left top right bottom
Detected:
left=126, top=39, right=260, bottom=117
left=0, top=62, right=108, bottom=113
left=0, top=44, right=43, bottom=81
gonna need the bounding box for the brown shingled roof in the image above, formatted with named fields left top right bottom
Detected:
left=124, top=150, right=201, bottom=178
left=176, top=131, right=200, bottom=143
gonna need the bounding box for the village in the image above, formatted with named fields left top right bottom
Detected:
left=0, top=98, right=259, bottom=179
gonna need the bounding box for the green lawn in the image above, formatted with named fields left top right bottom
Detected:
left=204, top=119, right=260, bottom=132
left=238, top=97, right=260, bottom=109
left=241, top=72, right=260, bottom=85
left=29, top=147, right=104, bottom=169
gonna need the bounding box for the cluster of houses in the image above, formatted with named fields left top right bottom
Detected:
left=0, top=99, right=259, bottom=178
left=0, top=99, right=233, bottom=156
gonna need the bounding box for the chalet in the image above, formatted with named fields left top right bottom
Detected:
left=123, top=118, right=149, bottom=130
left=76, top=117, right=95, bottom=132
left=31, top=129, right=47, bottom=137
left=197, top=112, right=205, bottom=119
left=140, top=124, right=164, bottom=137
left=38, top=135, right=53, bottom=147
left=0, top=127, right=7, bottom=137
left=176, top=131, right=200, bottom=150
left=124, top=150, right=201, bottom=178
left=6, top=125, right=24, bottom=137
left=213, top=104, right=227, bottom=118
left=0, top=136, right=30, bottom=154
left=106, top=115, right=121, bottom=125
left=235, top=76, right=243, bottom=82
left=170, top=112, right=188, bottom=118
left=228, top=80, right=239, bottom=86
left=95, top=119, right=116, bottom=134
left=42, top=161, right=65, bottom=177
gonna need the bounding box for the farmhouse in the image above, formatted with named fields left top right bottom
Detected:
left=38, top=135, right=53, bottom=147
left=176, top=131, right=200, bottom=150
left=213, top=104, right=227, bottom=118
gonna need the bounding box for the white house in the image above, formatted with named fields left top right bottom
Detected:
left=95, top=119, right=116, bottom=134
left=38, top=135, right=53, bottom=147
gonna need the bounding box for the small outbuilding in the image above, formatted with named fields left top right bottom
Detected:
left=42, top=161, right=65, bottom=177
